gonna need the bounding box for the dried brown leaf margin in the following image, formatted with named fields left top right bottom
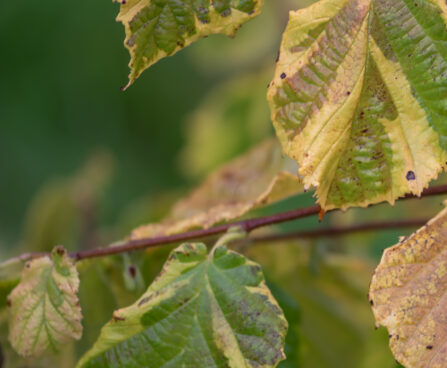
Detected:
left=370, top=205, right=447, bottom=367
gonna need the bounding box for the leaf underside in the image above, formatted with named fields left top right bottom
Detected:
left=116, top=0, right=263, bottom=87
left=369, top=206, right=447, bottom=367
left=268, top=0, right=447, bottom=210
left=7, top=247, right=82, bottom=357
left=77, top=243, right=287, bottom=368
left=131, top=138, right=303, bottom=240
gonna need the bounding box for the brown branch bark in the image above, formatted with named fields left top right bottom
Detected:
left=3, top=184, right=447, bottom=264
left=71, top=205, right=321, bottom=260
left=246, top=218, right=429, bottom=244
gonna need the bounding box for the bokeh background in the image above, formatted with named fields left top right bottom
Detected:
left=1, top=0, right=445, bottom=366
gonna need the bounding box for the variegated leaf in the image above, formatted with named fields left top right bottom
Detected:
left=7, top=246, right=82, bottom=357
left=77, top=243, right=287, bottom=367
left=268, top=0, right=447, bottom=210
left=116, top=0, right=263, bottom=87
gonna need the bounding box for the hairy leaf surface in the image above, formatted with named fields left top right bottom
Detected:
left=7, top=246, right=82, bottom=357
left=116, top=0, right=263, bottom=87
left=268, top=0, right=447, bottom=210
left=369, top=206, right=447, bottom=367
left=131, top=138, right=303, bottom=239
left=77, top=243, right=287, bottom=368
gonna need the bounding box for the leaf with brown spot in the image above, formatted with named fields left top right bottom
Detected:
left=370, top=206, right=447, bottom=367
left=268, top=0, right=447, bottom=210
left=131, top=138, right=303, bottom=240
left=77, top=242, right=287, bottom=367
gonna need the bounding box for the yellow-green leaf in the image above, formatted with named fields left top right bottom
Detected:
left=116, top=0, right=263, bottom=88
left=77, top=242, right=287, bottom=368
left=369, top=206, right=447, bottom=367
left=7, top=246, right=82, bottom=357
left=131, top=138, right=303, bottom=239
left=268, top=0, right=447, bottom=211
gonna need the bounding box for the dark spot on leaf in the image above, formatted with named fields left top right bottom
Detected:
left=6, top=298, right=11, bottom=307
left=112, top=314, right=125, bottom=322
left=346, top=91, right=351, bottom=95
left=138, top=296, right=152, bottom=306
left=250, top=265, right=260, bottom=276
left=280, top=73, right=287, bottom=79
left=275, top=51, right=280, bottom=63
left=128, top=265, right=136, bottom=278
left=220, top=8, right=231, bottom=17
left=406, top=171, right=416, bottom=181
left=55, top=246, right=65, bottom=256
left=369, top=299, right=374, bottom=306
left=427, top=345, right=433, bottom=350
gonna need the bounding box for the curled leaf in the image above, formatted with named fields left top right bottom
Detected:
left=131, top=138, right=303, bottom=239
left=77, top=242, right=287, bottom=367
left=369, top=206, right=447, bottom=367
left=116, top=0, right=264, bottom=87
left=268, top=0, right=447, bottom=210
left=7, top=246, right=82, bottom=357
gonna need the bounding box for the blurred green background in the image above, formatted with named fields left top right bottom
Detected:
left=0, top=0, right=444, bottom=366
left=0, top=0, right=312, bottom=251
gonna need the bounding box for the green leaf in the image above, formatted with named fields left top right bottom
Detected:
left=268, top=0, right=447, bottom=211
left=77, top=243, right=287, bottom=367
left=266, top=280, right=301, bottom=368
left=7, top=246, right=82, bottom=357
left=116, top=0, right=263, bottom=88
left=245, top=241, right=396, bottom=368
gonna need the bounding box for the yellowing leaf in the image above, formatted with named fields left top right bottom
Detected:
left=131, top=138, right=303, bottom=239
left=116, top=0, right=263, bottom=87
left=7, top=246, right=82, bottom=357
left=77, top=242, right=287, bottom=368
left=267, top=0, right=447, bottom=211
left=369, top=206, right=447, bottom=367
